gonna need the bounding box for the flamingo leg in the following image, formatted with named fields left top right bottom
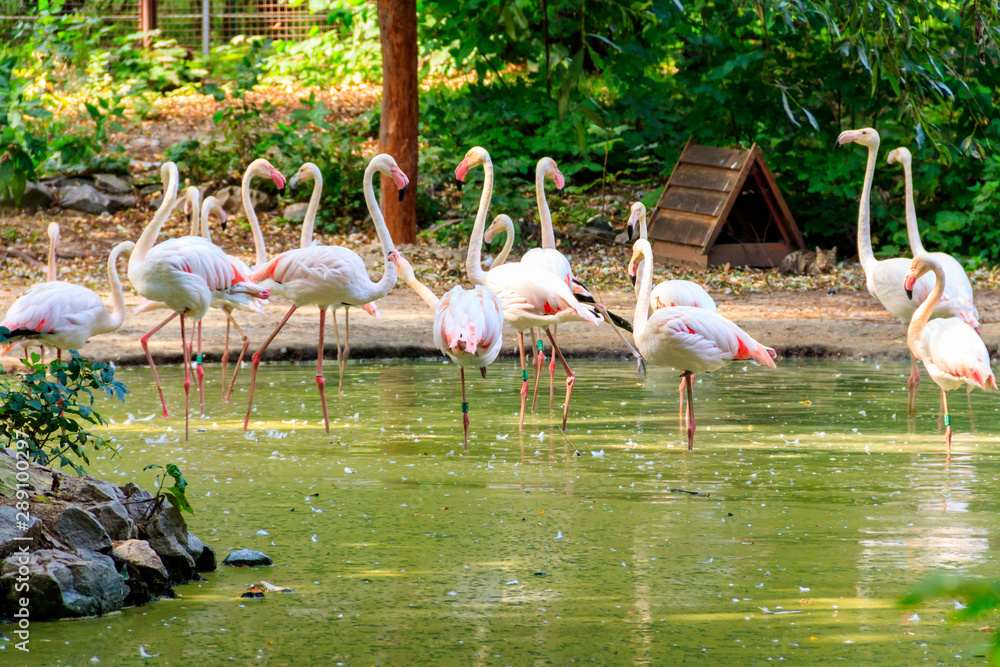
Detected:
left=317, top=308, right=330, bottom=434
left=223, top=312, right=251, bottom=402
left=530, top=331, right=545, bottom=412
left=685, top=371, right=696, bottom=450
left=180, top=315, right=190, bottom=441
left=678, top=375, right=686, bottom=427
left=461, top=366, right=469, bottom=450
left=220, top=313, right=231, bottom=402
left=331, top=309, right=343, bottom=391
left=942, top=388, right=952, bottom=452
left=56, top=348, right=61, bottom=363
left=517, top=332, right=529, bottom=430
left=243, top=305, right=298, bottom=430
left=548, top=324, right=556, bottom=411
left=195, top=319, right=205, bottom=417
left=966, top=385, right=975, bottom=432
left=140, top=312, right=178, bottom=419
left=907, top=353, right=920, bottom=418
left=544, top=327, right=575, bottom=431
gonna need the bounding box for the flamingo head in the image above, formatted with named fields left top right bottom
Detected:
left=886, top=146, right=911, bottom=167
left=626, top=201, right=646, bottom=242
left=484, top=214, right=513, bottom=246
left=183, top=186, right=200, bottom=226
left=538, top=157, right=565, bottom=194
left=203, top=196, right=227, bottom=232
left=455, top=146, right=490, bottom=191
left=904, top=253, right=933, bottom=300
left=834, top=127, right=880, bottom=150
left=247, top=158, right=286, bottom=195
left=387, top=249, right=414, bottom=282
left=626, top=260, right=637, bottom=287
left=389, top=164, right=409, bottom=202
left=288, top=162, right=320, bottom=192
left=47, top=222, right=60, bottom=244
left=629, top=239, right=652, bottom=284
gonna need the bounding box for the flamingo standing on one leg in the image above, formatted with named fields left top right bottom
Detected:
left=629, top=239, right=776, bottom=449
left=2, top=241, right=135, bottom=360
left=242, top=153, right=408, bottom=433
left=128, top=165, right=270, bottom=440
left=624, top=201, right=717, bottom=420
left=903, top=253, right=995, bottom=452
left=389, top=249, right=504, bottom=448
left=835, top=128, right=968, bottom=418
left=457, top=146, right=602, bottom=432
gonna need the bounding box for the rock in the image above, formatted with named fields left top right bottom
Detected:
left=93, top=173, right=132, bottom=194
left=139, top=183, right=163, bottom=196
left=578, top=226, right=617, bottom=243
left=216, top=185, right=274, bottom=218
left=106, top=194, right=137, bottom=211
left=223, top=549, right=272, bottom=567
left=0, top=549, right=129, bottom=620
left=78, top=480, right=120, bottom=503
left=120, top=483, right=156, bottom=523
left=0, top=506, right=43, bottom=559
left=186, top=532, right=204, bottom=561
left=52, top=506, right=112, bottom=553
left=144, top=503, right=195, bottom=582
left=87, top=501, right=133, bottom=541
left=15, top=182, right=55, bottom=209
left=584, top=215, right=614, bottom=233
left=111, top=540, right=169, bottom=580
left=614, top=230, right=631, bottom=245
left=188, top=533, right=216, bottom=571
left=60, top=184, right=110, bottom=215
left=282, top=202, right=310, bottom=221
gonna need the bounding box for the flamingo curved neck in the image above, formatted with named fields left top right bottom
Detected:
left=464, top=157, right=494, bottom=285
left=857, top=141, right=879, bottom=274
left=130, top=164, right=179, bottom=269
left=908, top=259, right=945, bottom=354
left=299, top=167, right=323, bottom=248
left=243, top=168, right=269, bottom=267
left=199, top=200, right=214, bottom=243
left=187, top=188, right=202, bottom=237
left=361, top=160, right=397, bottom=300
left=536, top=166, right=555, bottom=249
left=633, top=245, right=654, bottom=340
left=493, top=221, right=516, bottom=267
left=104, top=243, right=130, bottom=333
left=634, top=210, right=649, bottom=299
left=901, top=160, right=926, bottom=256
left=402, top=272, right=439, bottom=309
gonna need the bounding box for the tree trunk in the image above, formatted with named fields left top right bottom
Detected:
left=377, top=0, right=418, bottom=244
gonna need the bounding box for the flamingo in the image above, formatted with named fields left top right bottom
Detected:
left=389, top=249, right=504, bottom=448
left=624, top=201, right=718, bottom=421
left=483, top=214, right=517, bottom=268
left=887, top=147, right=979, bottom=330
left=903, top=253, right=995, bottom=451
left=2, top=240, right=134, bottom=361
left=242, top=153, right=408, bottom=433
left=835, top=127, right=968, bottom=417
left=630, top=239, right=776, bottom=449
left=289, top=162, right=323, bottom=248
left=457, top=146, right=602, bottom=431
left=128, top=163, right=272, bottom=439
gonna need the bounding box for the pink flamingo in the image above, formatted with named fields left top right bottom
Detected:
left=242, top=153, right=408, bottom=433
left=7, top=222, right=61, bottom=361
left=457, top=146, right=601, bottom=432
left=903, top=253, right=995, bottom=451
left=390, top=249, right=504, bottom=448
left=2, top=240, right=134, bottom=360
left=630, top=239, right=776, bottom=449
left=836, top=128, right=968, bottom=416
left=128, top=163, right=271, bottom=439
left=625, top=201, right=717, bottom=418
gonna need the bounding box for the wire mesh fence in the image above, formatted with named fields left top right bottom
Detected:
left=0, top=0, right=330, bottom=52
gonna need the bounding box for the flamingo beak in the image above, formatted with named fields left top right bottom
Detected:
left=903, top=272, right=916, bottom=300
left=454, top=159, right=470, bottom=191
left=629, top=272, right=636, bottom=288
left=390, top=166, right=409, bottom=202
left=269, top=167, right=287, bottom=196
left=288, top=174, right=300, bottom=192
left=219, top=209, right=228, bottom=232
left=554, top=169, right=566, bottom=195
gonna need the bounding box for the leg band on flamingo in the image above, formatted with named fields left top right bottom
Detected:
left=536, top=340, right=543, bottom=352
left=944, top=414, right=951, bottom=427
left=522, top=369, right=529, bottom=382
left=462, top=402, right=469, bottom=413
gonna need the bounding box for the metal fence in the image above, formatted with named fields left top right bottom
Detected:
left=0, top=0, right=329, bottom=53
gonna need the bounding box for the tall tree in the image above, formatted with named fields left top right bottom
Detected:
left=377, top=0, right=418, bottom=244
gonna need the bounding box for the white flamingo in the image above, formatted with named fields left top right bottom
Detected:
left=389, top=249, right=504, bottom=448
left=457, top=146, right=602, bottom=431
left=128, top=162, right=271, bottom=439
left=2, top=241, right=134, bottom=361
left=904, top=253, right=995, bottom=451
left=835, top=127, right=966, bottom=417
left=624, top=200, right=718, bottom=421
left=242, top=153, right=408, bottom=433
left=630, top=239, right=776, bottom=449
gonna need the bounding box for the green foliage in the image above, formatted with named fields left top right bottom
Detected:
left=0, top=333, right=129, bottom=476
left=901, top=574, right=1000, bottom=664
left=143, top=463, right=194, bottom=514
left=0, top=55, right=51, bottom=204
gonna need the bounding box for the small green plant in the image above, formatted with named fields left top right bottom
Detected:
left=901, top=574, right=1000, bottom=664
left=0, top=333, right=129, bottom=475
left=143, top=463, right=194, bottom=515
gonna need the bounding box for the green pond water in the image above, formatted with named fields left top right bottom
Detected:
left=6, top=358, right=1000, bottom=665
